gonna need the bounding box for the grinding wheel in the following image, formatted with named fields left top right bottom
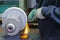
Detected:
left=2, top=7, right=27, bottom=36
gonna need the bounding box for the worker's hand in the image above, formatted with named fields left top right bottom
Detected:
left=34, top=7, right=45, bottom=19
left=28, top=9, right=37, bottom=22
left=28, top=8, right=46, bottom=22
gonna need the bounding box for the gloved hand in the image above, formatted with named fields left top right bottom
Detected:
left=28, top=8, right=45, bottom=22
left=34, top=7, right=45, bottom=19
left=28, top=9, right=37, bottom=22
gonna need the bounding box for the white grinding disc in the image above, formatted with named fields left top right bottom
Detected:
left=2, top=7, right=27, bottom=36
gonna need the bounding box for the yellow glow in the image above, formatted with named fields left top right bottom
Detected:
left=20, top=23, right=29, bottom=39
left=20, top=34, right=28, bottom=39
left=24, top=23, right=29, bottom=34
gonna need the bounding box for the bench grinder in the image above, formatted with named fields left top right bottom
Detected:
left=1, top=7, right=28, bottom=40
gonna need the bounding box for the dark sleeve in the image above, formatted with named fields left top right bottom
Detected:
left=35, top=0, right=56, bottom=8
left=41, top=0, right=56, bottom=7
